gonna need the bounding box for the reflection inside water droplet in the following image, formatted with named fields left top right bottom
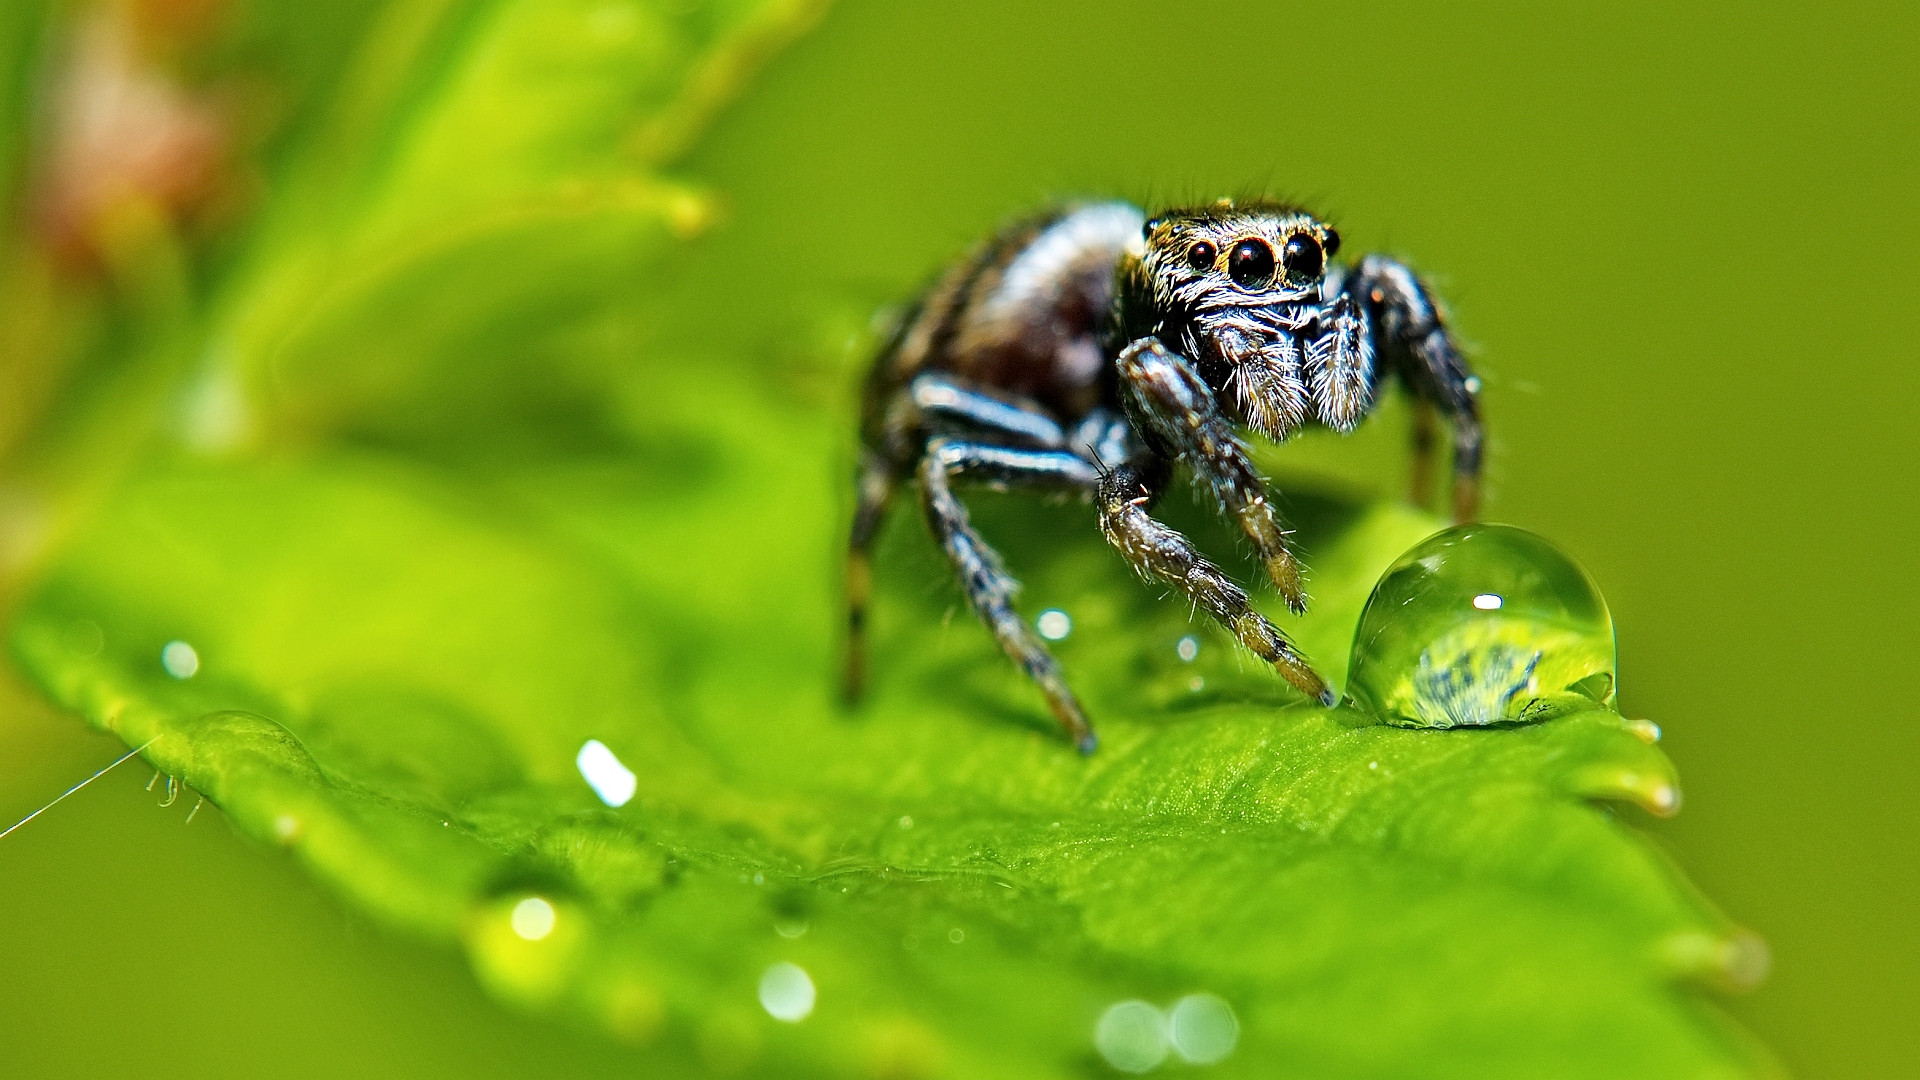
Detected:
left=1168, top=993, right=1238, bottom=1064
left=511, top=897, right=556, bottom=941
left=758, top=962, right=815, bottom=1022
left=1094, top=1000, right=1170, bottom=1073
left=1347, top=524, right=1615, bottom=728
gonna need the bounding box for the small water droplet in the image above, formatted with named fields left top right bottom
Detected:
left=1628, top=717, right=1662, bottom=743
left=273, top=814, right=299, bottom=842
left=1036, top=608, right=1072, bottom=641
left=898, top=814, right=914, bottom=830
left=1348, top=525, right=1615, bottom=728
left=1187, top=676, right=1204, bottom=692
left=1368, top=760, right=1378, bottom=770
left=161, top=640, right=199, bottom=679
left=1168, top=993, right=1238, bottom=1064
left=774, top=919, right=808, bottom=939
left=758, top=962, right=815, bottom=1022
left=1094, top=1000, right=1170, bottom=1073
left=575, top=739, right=636, bottom=807
left=1175, top=635, right=1200, bottom=662
left=511, top=897, right=556, bottom=941
left=947, top=928, right=965, bottom=944
left=752, top=872, right=764, bottom=886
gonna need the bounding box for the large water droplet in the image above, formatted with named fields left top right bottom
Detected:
left=1347, top=524, right=1615, bottom=728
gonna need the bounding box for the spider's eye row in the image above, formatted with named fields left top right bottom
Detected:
left=1228, top=238, right=1276, bottom=288
left=1282, top=233, right=1325, bottom=283
left=1185, top=240, right=1217, bottom=271
left=1322, top=228, right=1341, bottom=257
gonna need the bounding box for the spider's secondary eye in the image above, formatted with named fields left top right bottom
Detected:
left=1322, top=228, right=1341, bottom=257
left=1282, top=233, right=1325, bottom=282
left=1227, top=239, right=1275, bottom=288
left=1185, top=241, right=1217, bottom=271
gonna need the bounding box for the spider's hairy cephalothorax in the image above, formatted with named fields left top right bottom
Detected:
left=845, top=198, right=1484, bottom=753
left=1120, top=202, right=1372, bottom=440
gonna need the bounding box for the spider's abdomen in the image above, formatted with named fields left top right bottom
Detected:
left=862, top=202, right=1144, bottom=447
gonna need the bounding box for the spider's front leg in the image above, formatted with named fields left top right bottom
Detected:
left=1114, top=337, right=1309, bottom=613
left=1343, top=255, right=1485, bottom=522
left=1096, top=460, right=1335, bottom=707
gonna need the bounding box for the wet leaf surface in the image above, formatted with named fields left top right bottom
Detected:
left=6, top=1, right=1770, bottom=1076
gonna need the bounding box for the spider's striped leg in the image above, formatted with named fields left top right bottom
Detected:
left=1096, top=461, right=1335, bottom=708
left=1345, top=255, right=1485, bottom=523
left=918, top=438, right=1102, bottom=753
left=1115, top=337, right=1309, bottom=612
left=843, top=449, right=897, bottom=703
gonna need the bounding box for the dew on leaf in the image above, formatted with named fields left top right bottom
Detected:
left=575, top=739, right=636, bottom=807
left=1168, top=993, right=1238, bottom=1064
left=1094, top=1000, right=1170, bottom=1073
left=758, top=962, right=815, bottom=1022
left=160, top=639, right=199, bottom=678
left=1347, top=524, right=1616, bottom=728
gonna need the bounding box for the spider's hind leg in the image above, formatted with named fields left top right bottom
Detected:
left=918, top=437, right=1102, bottom=753
left=1345, top=254, right=1485, bottom=522
left=843, top=449, right=897, bottom=704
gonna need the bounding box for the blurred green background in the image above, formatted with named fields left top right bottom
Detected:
left=1, top=1, right=1913, bottom=1076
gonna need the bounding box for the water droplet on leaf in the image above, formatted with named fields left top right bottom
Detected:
left=1347, top=525, right=1615, bottom=728
left=161, top=640, right=199, bottom=679
left=758, top=961, right=815, bottom=1022
left=1168, top=993, right=1238, bottom=1064
left=1094, top=1000, right=1170, bottom=1073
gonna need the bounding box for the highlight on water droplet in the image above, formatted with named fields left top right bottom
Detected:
left=1094, top=1000, right=1170, bottom=1073
left=1176, top=635, right=1200, bottom=662
left=1347, top=524, right=1616, bottom=728
left=511, top=896, right=557, bottom=941
left=161, top=640, right=199, bottom=679
left=1036, top=608, right=1072, bottom=641
left=1168, top=993, right=1239, bottom=1064
left=576, top=739, right=636, bottom=807
left=758, top=961, right=815, bottom=1022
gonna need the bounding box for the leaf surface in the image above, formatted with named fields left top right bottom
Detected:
left=6, top=2, right=1770, bottom=1077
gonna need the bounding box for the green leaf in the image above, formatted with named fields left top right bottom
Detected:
left=187, top=0, right=827, bottom=449
left=13, top=355, right=1770, bottom=1076
left=4, top=1, right=1772, bottom=1076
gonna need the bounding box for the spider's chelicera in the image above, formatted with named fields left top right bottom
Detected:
left=845, top=199, right=1484, bottom=753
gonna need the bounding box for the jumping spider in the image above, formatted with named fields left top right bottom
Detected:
left=845, top=199, right=1484, bottom=753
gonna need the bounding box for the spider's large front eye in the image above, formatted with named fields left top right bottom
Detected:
left=1282, top=233, right=1325, bottom=283
left=1185, top=241, right=1217, bottom=271
left=1228, top=239, right=1275, bottom=288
